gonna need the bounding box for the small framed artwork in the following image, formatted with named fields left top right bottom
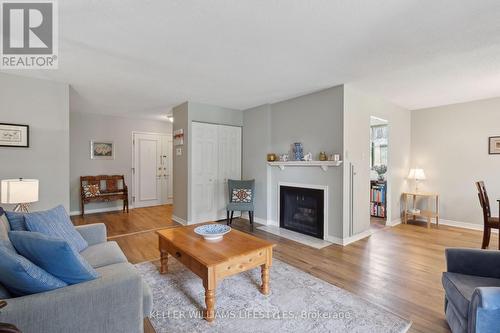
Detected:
left=489, top=136, right=500, bottom=155
left=90, top=140, right=115, bottom=160
left=0, top=123, right=29, bottom=148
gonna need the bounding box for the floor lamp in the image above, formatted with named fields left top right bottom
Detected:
left=1, top=178, right=39, bottom=212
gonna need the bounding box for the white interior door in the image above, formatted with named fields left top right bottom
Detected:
left=216, top=125, right=242, bottom=220
left=191, top=122, right=219, bottom=222
left=133, top=133, right=171, bottom=208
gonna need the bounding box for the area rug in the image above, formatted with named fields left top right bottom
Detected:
left=136, top=259, right=411, bottom=333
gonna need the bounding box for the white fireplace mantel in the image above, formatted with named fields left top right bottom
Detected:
left=267, top=160, right=343, bottom=172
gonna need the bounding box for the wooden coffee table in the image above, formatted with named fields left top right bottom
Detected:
left=157, top=223, right=275, bottom=322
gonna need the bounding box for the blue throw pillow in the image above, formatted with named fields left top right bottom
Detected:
left=5, top=211, right=27, bottom=231
left=9, top=231, right=99, bottom=285
left=0, top=243, right=67, bottom=296
left=24, top=205, right=88, bottom=252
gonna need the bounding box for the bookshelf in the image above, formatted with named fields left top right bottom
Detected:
left=370, top=180, right=386, bottom=218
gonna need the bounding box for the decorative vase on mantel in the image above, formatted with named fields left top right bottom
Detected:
left=293, top=142, right=304, bottom=161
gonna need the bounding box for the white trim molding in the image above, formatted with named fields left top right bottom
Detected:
left=277, top=182, right=329, bottom=241
left=386, top=218, right=402, bottom=227
left=326, top=229, right=374, bottom=246
left=172, top=215, right=188, bottom=225
left=70, top=205, right=131, bottom=216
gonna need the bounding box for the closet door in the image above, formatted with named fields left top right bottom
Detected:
left=216, top=125, right=242, bottom=220
left=191, top=122, right=219, bottom=223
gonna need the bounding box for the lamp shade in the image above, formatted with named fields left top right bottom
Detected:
left=407, top=169, right=426, bottom=181
left=1, top=179, right=39, bottom=204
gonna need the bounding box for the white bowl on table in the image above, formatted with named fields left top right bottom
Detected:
left=194, top=224, right=231, bottom=242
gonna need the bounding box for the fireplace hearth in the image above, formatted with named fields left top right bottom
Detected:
left=280, top=185, right=324, bottom=239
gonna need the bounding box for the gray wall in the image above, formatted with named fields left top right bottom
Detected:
left=242, top=105, right=272, bottom=221
left=172, top=102, right=189, bottom=221
left=343, top=84, right=411, bottom=237
left=242, top=86, right=345, bottom=238
left=172, top=101, right=243, bottom=223
left=69, top=111, right=171, bottom=213
left=411, top=97, right=500, bottom=225
left=0, top=73, right=70, bottom=211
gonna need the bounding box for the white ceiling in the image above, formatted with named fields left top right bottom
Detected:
left=4, top=0, right=500, bottom=118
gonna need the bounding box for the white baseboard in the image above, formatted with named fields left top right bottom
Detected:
left=325, top=229, right=373, bottom=246
left=397, top=217, right=497, bottom=233
left=70, top=206, right=130, bottom=216
left=387, top=218, right=402, bottom=227
left=240, top=213, right=277, bottom=226
left=171, top=215, right=187, bottom=225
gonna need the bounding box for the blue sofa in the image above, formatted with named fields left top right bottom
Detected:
left=443, top=248, right=500, bottom=333
left=0, top=223, right=152, bottom=333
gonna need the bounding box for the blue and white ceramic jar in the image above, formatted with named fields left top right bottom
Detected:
left=293, top=142, right=304, bottom=161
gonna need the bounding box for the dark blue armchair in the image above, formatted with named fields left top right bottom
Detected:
left=443, top=248, right=500, bottom=333
left=226, top=179, right=255, bottom=229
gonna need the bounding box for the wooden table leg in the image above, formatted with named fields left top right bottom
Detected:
left=260, top=264, right=270, bottom=295
left=160, top=249, right=168, bottom=274
left=203, top=268, right=216, bottom=322
left=204, top=288, right=215, bottom=322
left=427, top=217, right=431, bottom=229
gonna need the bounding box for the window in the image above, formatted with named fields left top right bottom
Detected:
left=371, top=125, right=388, bottom=168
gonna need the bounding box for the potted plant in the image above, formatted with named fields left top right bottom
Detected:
left=373, top=164, right=387, bottom=181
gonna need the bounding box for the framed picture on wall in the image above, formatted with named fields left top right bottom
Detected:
left=90, top=140, right=115, bottom=159
left=489, top=136, right=500, bottom=154
left=0, top=123, right=29, bottom=148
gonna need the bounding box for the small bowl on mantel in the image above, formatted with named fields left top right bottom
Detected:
left=194, top=224, right=231, bottom=242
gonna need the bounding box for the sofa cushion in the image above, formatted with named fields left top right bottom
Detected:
left=0, top=243, right=67, bottom=296
left=142, top=280, right=153, bottom=317
left=5, top=211, right=26, bottom=231
left=80, top=241, right=127, bottom=268
left=0, top=209, right=15, bottom=252
left=24, top=205, right=88, bottom=252
left=442, top=272, right=500, bottom=319
left=0, top=283, right=11, bottom=299
left=9, top=231, right=99, bottom=285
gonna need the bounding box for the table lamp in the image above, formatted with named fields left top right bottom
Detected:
left=1, top=178, right=39, bottom=212
left=407, top=168, right=426, bottom=193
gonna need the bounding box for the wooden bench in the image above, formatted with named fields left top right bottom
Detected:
left=80, top=175, right=129, bottom=216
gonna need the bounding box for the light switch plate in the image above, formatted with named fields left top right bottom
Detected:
left=176, top=148, right=182, bottom=156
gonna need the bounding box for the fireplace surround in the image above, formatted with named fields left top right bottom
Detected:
left=279, top=184, right=325, bottom=239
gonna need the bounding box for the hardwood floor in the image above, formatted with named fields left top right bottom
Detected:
left=72, top=205, right=497, bottom=333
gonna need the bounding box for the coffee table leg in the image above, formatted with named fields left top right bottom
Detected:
left=204, top=286, right=215, bottom=322
left=260, top=264, right=270, bottom=295
left=160, top=249, right=168, bottom=274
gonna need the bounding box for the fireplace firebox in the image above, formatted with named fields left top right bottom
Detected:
left=279, top=185, right=324, bottom=239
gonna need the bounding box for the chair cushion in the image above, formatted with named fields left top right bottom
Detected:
left=9, top=231, right=99, bottom=285
left=24, top=205, right=88, bottom=252
left=80, top=241, right=127, bottom=268
left=442, top=272, right=500, bottom=319
left=231, top=188, right=252, bottom=203
left=0, top=242, right=67, bottom=296
left=5, top=211, right=27, bottom=231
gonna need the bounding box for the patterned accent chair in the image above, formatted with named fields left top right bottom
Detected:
left=226, top=179, right=255, bottom=229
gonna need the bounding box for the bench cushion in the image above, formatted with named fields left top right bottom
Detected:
left=80, top=241, right=127, bottom=269
left=442, top=272, right=500, bottom=319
